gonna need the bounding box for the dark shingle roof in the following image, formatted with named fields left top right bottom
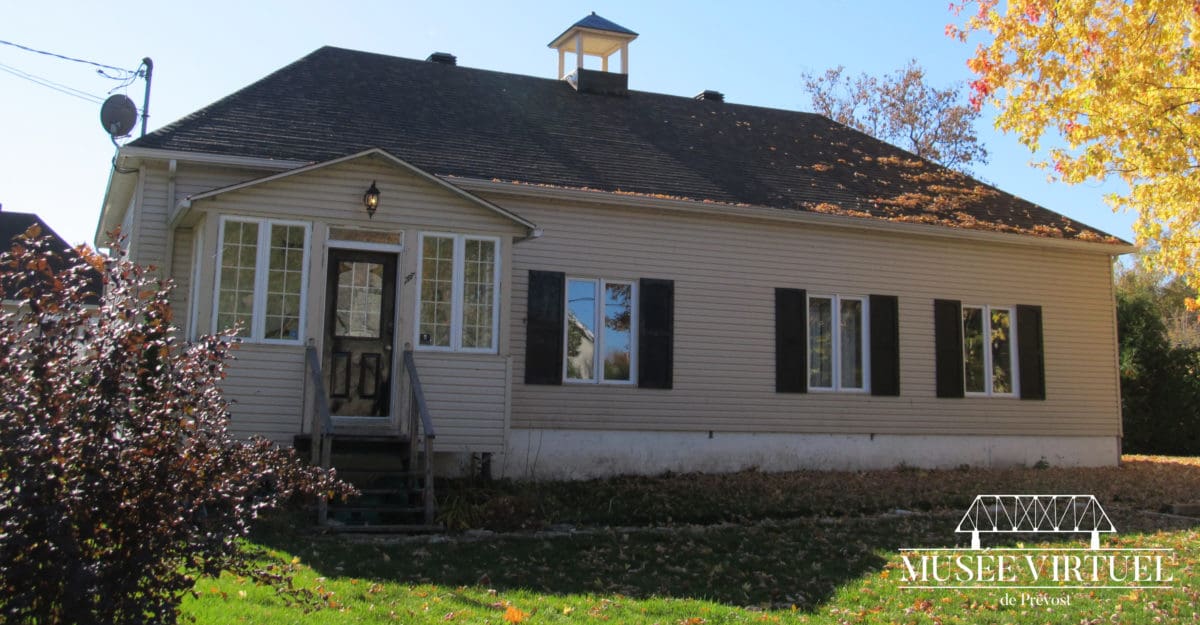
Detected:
left=563, top=12, right=638, bottom=37
left=0, top=212, right=102, bottom=303
left=131, top=46, right=1120, bottom=243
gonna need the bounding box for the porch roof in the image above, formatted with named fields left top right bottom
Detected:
left=181, top=148, right=539, bottom=232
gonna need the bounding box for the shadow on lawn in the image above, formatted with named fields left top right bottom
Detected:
left=255, top=512, right=957, bottom=610
left=255, top=505, right=1200, bottom=611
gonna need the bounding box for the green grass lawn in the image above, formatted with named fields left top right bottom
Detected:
left=183, top=456, right=1200, bottom=624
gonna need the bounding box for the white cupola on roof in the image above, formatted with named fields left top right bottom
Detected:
left=548, top=12, right=638, bottom=95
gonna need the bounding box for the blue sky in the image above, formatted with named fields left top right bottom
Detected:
left=0, top=1, right=1133, bottom=248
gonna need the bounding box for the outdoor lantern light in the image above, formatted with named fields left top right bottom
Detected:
left=363, top=181, right=381, bottom=218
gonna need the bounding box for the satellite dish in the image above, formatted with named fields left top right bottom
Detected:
left=100, top=95, right=138, bottom=138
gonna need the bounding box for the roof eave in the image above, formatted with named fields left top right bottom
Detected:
left=118, top=146, right=309, bottom=170
left=448, top=177, right=1136, bottom=256
left=94, top=147, right=309, bottom=249
left=94, top=152, right=139, bottom=249
left=548, top=26, right=638, bottom=50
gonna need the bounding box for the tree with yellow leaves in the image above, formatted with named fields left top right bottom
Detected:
left=951, top=0, right=1200, bottom=302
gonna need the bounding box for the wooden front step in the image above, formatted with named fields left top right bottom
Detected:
left=298, top=433, right=438, bottom=531
left=294, top=433, right=410, bottom=455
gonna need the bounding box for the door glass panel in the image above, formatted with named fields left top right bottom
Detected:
left=330, top=352, right=351, bottom=398
left=334, top=261, right=384, bottom=338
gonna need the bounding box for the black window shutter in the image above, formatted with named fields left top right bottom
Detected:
left=775, top=288, right=807, bottom=393
left=524, top=270, right=565, bottom=385
left=869, top=294, right=900, bottom=396
left=934, top=299, right=964, bottom=398
left=638, top=278, right=674, bottom=389
left=1016, top=304, right=1046, bottom=400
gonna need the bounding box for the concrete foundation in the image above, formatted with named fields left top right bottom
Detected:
left=493, top=429, right=1120, bottom=481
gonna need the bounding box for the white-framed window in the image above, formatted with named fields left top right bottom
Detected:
left=962, top=305, right=1018, bottom=397
left=414, top=232, right=500, bottom=353
left=212, top=216, right=311, bottom=344
left=564, top=278, right=637, bottom=384
left=807, top=294, right=868, bottom=392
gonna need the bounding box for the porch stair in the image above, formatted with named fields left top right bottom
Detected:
left=302, top=346, right=441, bottom=533
left=293, top=434, right=440, bottom=532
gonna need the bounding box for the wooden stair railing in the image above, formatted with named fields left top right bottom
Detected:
left=402, top=349, right=437, bottom=525
left=305, top=344, right=335, bottom=525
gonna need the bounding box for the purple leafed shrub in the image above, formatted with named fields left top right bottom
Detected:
left=0, top=228, right=351, bottom=624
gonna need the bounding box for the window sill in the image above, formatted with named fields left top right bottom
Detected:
left=413, top=345, right=499, bottom=355
left=808, top=387, right=870, bottom=394
left=221, top=337, right=306, bottom=347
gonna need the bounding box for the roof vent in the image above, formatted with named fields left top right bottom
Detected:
left=695, top=90, right=724, bottom=103
left=426, top=52, right=457, bottom=66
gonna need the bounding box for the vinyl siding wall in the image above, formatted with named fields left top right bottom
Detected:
left=134, top=162, right=279, bottom=271
left=224, top=344, right=306, bottom=443
left=134, top=165, right=168, bottom=268
left=412, top=352, right=511, bottom=453
left=151, top=156, right=523, bottom=447
left=502, top=195, right=1121, bottom=438
left=168, top=227, right=193, bottom=339
left=132, top=155, right=1122, bottom=450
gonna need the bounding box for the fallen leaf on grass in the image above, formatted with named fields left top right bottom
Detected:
left=503, top=605, right=529, bottom=623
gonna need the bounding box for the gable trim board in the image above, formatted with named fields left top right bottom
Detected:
left=182, top=148, right=538, bottom=232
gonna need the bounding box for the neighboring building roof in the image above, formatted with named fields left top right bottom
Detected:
left=0, top=211, right=102, bottom=303
left=129, top=46, right=1121, bottom=244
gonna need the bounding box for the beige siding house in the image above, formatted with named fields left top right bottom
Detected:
left=95, top=16, right=1132, bottom=482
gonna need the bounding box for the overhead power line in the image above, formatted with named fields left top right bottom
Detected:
left=0, top=61, right=103, bottom=104
left=0, top=38, right=135, bottom=75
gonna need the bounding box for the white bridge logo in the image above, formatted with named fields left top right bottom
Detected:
left=898, top=494, right=1175, bottom=593
left=956, top=494, right=1115, bottom=550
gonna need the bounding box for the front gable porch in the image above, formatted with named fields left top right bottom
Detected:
left=172, top=149, right=533, bottom=462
